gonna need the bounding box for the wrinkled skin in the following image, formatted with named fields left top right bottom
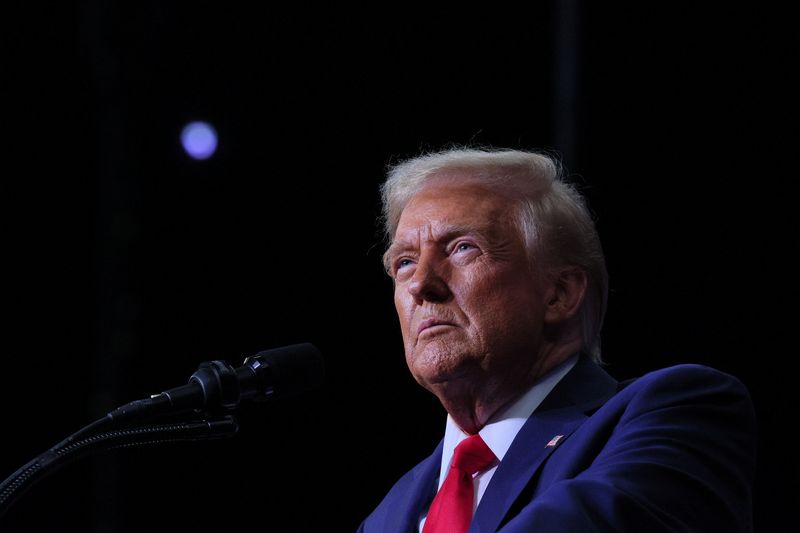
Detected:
left=386, top=176, right=586, bottom=434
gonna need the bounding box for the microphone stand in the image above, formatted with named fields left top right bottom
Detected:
left=0, top=343, right=323, bottom=519
left=0, top=414, right=238, bottom=516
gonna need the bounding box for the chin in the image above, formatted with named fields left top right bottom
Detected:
left=408, top=345, right=475, bottom=387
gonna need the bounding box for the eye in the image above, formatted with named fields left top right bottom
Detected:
left=393, top=257, right=415, bottom=276
left=397, top=258, right=415, bottom=268
left=448, top=241, right=480, bottom=265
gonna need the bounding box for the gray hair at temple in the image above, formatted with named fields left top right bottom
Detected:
left=380, top=148, right=608, bottom=362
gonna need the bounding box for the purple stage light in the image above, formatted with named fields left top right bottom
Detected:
left=181, top=121, right=218, bottom=160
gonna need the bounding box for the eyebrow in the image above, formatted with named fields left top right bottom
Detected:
left=385, top=224, right=486, bottom=259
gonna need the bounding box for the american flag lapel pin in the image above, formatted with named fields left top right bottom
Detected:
left=545, top=435, right=564, bottom=448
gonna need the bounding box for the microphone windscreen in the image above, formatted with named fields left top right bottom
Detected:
left=250, top=343, right=324, bottom=399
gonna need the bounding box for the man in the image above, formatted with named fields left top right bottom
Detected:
left=358, top=148, right=756, bottom=532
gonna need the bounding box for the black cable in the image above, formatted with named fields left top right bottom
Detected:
left=0, top=416, right=238, bottom=517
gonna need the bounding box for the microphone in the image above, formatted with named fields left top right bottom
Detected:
left=0, top=344, right=324, bottom=516
left=107, top=343, right=324, bottom=424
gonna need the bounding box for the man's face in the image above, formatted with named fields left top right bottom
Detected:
left=387, top=178, right=551, bottom=393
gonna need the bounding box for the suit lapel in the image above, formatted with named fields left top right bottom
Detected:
left=382, top=440, right=442, bottom=533
left=470, top=408, right=587, bottom=533
left=470, top=356, right=618, bottom=533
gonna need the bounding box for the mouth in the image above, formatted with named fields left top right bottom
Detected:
left=417, top=318, right=456, bottom=335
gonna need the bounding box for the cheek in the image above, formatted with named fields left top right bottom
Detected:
left=452, top=268, right=496, bottom=309
left=394, top=288, right=412, bottom=334
left=460, top=270, right=542, bottom=327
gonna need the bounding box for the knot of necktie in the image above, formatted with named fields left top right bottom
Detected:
left=451, top=434, right=497, bottom=475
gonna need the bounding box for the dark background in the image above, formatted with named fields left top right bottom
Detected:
left=3, top=2, right=797, bottom=531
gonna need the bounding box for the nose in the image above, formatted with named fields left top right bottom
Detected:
left=407, top=252, right=451, bottom=304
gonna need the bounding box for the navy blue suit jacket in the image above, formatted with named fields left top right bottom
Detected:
left=358, top=357, right=756, bottom=532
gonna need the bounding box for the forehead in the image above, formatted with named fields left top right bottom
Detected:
left=395, top=181, right=516, bottom=240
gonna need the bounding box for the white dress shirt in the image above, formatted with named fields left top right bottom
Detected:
left=418, top=355, right=578, bottom=532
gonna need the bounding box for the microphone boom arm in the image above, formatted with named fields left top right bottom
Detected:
left=0, top=343, right=323, bottom=519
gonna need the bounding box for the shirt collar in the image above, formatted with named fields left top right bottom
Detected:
left=441, top=354, right=579, bottom=471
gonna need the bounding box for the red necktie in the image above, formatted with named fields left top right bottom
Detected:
left=422, top=434, right=498, bottom=533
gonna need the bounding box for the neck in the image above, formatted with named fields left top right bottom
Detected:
left=432, top=344, right=579, bottom=434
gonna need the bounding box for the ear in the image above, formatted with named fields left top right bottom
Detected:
left=544, top=267, right=588, bottom=325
